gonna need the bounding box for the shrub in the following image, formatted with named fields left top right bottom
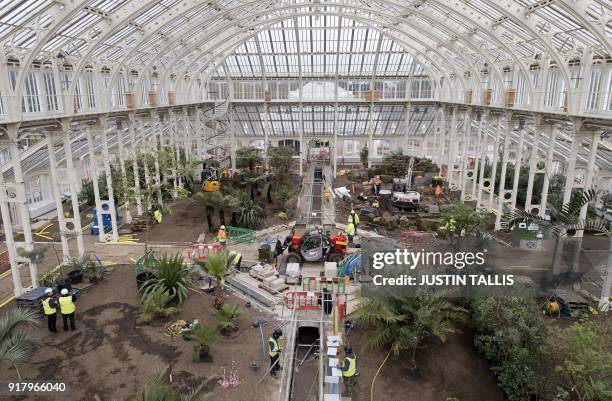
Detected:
left=141, top=254, right=194, bottom=304
left=238, top=196, right=264, bottom=229
left=471, top=296, right=554, bottom=401
left=551, top=319, right=612, bottom=401
left=139, top=289, right=180, bottom=323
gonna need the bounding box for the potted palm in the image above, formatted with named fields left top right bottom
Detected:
left=213, top=303, right=242, bottom=335
left=196, top=251, right=232, bottom=309
left=186, top=323, right=218, bottom=362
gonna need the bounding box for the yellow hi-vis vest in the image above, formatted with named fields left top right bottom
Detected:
left=269, top=337, right=280, bottom=357
left=153, top=210, right=163, bottom=223
left=349, top=213, right=360, bottom=225
left=345, top=223, right=355, bottom=236
left=58, top=295, right=75, bottom=314
left=42, top=297, right=56, bottom=315
left=218, top=229, right=227, bottom=243
left=342, top=355, right=356, bottom=377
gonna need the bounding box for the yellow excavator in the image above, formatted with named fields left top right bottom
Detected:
left=202, top=167, right=221, bottom=192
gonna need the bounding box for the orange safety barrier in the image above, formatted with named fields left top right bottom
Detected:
left=186, top=243, right=222, bottom=262
left=284, top=291, right=322, bottom=310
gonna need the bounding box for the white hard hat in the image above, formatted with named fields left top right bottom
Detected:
left=351, top=210, right=355, bottom=213
left=45, top=288, right=53, bottom=294
left=220, top=225, right=225, bottom=229
left=60, top=288, right=69, bottom=295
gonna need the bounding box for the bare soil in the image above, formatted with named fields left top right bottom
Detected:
left=348, top=325, right=505, bottom=401
left=137, top=197, right=206, bottom=244
left=1, top=265, right=277, bottom=401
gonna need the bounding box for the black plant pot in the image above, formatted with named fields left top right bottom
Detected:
left=197, top=345, right=211, bottom=362
left=67, top=270, right=83, bottom=284
left=136, top=272, right=153, bottom=290
left=89, top=276, right=98, bottom=284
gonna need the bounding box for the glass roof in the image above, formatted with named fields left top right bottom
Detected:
left=217, top=15, right=425, bottom=79
left=231, top=104, right=439, bottom=137
left=0, top=0, right=608, bottom=78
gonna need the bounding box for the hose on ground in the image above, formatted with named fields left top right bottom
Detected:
left=371, top=349, right=392, bottom=401
left=165, top=320, right=187, bottom=337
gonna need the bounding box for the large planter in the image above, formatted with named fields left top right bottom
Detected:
left=67, top=269, right=83, bottom=284
left=136, top=271, right=153, bottom=290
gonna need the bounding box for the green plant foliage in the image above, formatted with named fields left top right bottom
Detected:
left=551, top=319, right=612, bottom=401
left=17, top=246, right=47, bottom=265
left=353, top=288, right=467, bottom=367
left=0, top=308, right=42, bottom=377
left=437, top=202, right=488, bottom=250
left=471, top=296, right=553, bottom=401
left=359, top=145, right=369, bottom=166
left=186, top=323, right=218, bottom=354
left=193, top=191, right=224, bottom=232
left=235, top=146, right=263, bottom=170
left=136, top=368, right=206, bottom=401
left=141, top=254, right=194, bottom=305
left=139, top=289, right=180, bottom=323
left=241, top=168, right=266, bottom=200
left=195, top=252, right=232, bottom=308
left=38, top=269, right=63, bottom=288
left=275, top=185, right=296, bottom=213
left=268, top=146, right=295, bottom=185
left=213, top=303, right=242, bottom=334
left=237, top=196, right=264, bottom=229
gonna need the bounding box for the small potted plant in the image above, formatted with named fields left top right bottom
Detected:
left=83, top=259, right=100, bottom=284
left=186, top=323, right=218, bottom=362
left=213, top=303, right=242, bottom=336
left=66, top=255, right=90, bottom=284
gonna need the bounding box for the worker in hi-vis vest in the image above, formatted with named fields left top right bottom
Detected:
left=345, top=222, right=355, bottom=244
left=217, top=225, right=227, bottom=249
left=268, top=329, right=283, bottom=377
left=348, top=209, right=360, bottom=234
left=58, top=288, right=76, bottom=331
left=337, top=346, right=357, bottom=396
left=41, top=288, right=58, bottom=333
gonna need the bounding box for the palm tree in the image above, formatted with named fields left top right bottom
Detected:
left=236, top=146, right=262, bottom=171
left=353, top=290, right=467, bottom=368
left=196, top=251, right=232, bottom=308
left=218, top=194, right=240, bottom=227
left=0, top=308, right=43, bottom=378
left=193, top=191, right=224, bottom=232
left=510, top=189, right=609, bottom=279
left=241, top=169, right=266, bottom=200
left=213, top=303, right=242, bottom=335
left=136, top=367, right=206, bottom=401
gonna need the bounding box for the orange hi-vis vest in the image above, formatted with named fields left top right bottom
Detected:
left=218, top=229, right=227, bottom=243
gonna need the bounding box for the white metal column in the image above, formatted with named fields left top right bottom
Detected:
left=538, top=125, right=557, bottom=219
left=475, top=112, right=489, bottom=211
left=0, top=160, right=23, bottom=296
left=100, top=118, right=119, bottom=242
left=46, top=134, right=71, bottom=263
left=7, top=124, right=38, bottom=288
left=128, top=112, right=143, bottom=215
left=62, top=125, right=85, bottom=256
left=487, top=116, right=502, bottom=210
left=447, top=106, right=458, bottom=190
left=86, top=127, right=106, bottom=243
left=494, top=112, right=513, bottom=230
